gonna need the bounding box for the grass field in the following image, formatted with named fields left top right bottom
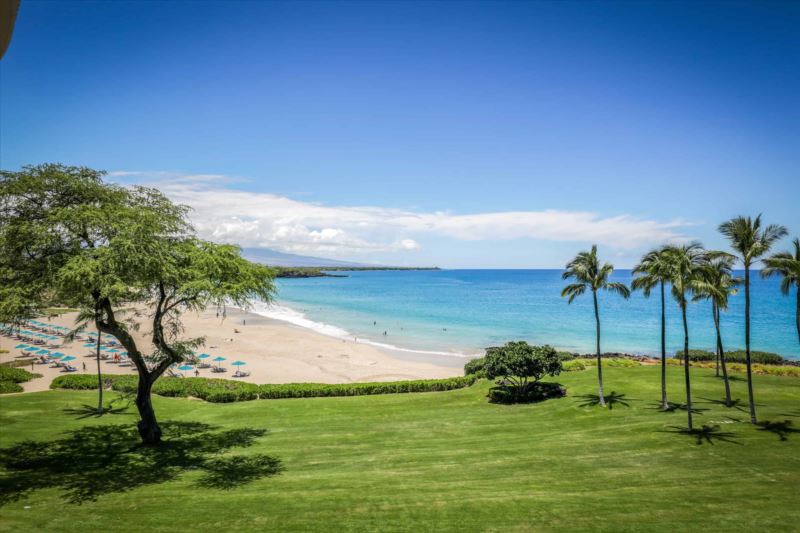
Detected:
left=1, top=365, right=799, bottom=532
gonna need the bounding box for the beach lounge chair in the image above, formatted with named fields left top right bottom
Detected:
left=233, top=370, right=251, bottom=378
left=197, top=362, right=211, bottom=369
left=212, top=366, right=227, bottom=373
left=62, top=364, right=77, bottom=372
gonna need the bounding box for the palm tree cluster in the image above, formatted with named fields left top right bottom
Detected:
left=563, top=215, right=796, bottom=431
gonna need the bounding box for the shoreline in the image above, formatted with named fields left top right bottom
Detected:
left=0, top=307, right=463, bottom=393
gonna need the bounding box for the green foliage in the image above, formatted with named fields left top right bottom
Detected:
left=0, top=381, right=23, bottom=394
left=672, top=349, right=785, bottom=365
left=464, top=357, right=486, bottom=377
left=0, top=365, right=39, bottom=383
left=562, top=359, right=587, bottom=372
left=50, top=374, right=478, bottom=402
left=484, top=342, right=562, bottom=384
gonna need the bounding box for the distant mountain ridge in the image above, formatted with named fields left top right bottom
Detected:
left=241, top=248, right=370, bottom=267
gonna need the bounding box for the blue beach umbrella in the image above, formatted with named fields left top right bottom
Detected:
left=177, top=365, right=194, bottom=371
left=198, top=353, right=210, bottom=359
left=212, top=356, right=226, bottom=362
left=61, top=356, right=76, bottom=362
left=83, top=343, right=96, bottom=348
left=37, top=349, right=50, bottom=354
left=14, top=344, right=28, bottom=349
left=50, top=352, right=65, bottom=358
left=232, top=361, right=246, bottom=367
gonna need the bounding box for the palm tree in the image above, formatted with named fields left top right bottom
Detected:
left=664, top=242, right=706, bottom=430
left=693, top=253, right=741, bottom=407
left=562, top=245, right=630, bottom=407
left=632, top=247, right=673, bottom=411
left=719, top=215, right=787, bottom=424
left=762, top=237, right=800, bottom=344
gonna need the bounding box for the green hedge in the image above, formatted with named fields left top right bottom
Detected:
left=673, top=349, right=786, bottom=365
left=464, top=357, right=486, bottom=377
left=51, top=374, right=478, bottom=403
left=0, top=381, right=23, bottom=394
left=0, top=365, right=40, bottom=383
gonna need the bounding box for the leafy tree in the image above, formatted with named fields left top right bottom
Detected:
left=562, top=245, right=630, bottom=407
left=693, top=253, right=740, bottom=407
left=0, top=164, right=276, bottom=444
left=762, top=237, right=800, bottom=344
left=484, top=342, right=561, bottom=400
left=719, top=215, right=787, bottom=423
left=663, top=243, right=706, bottom=430
left=632, top=246, right=673, bottom=411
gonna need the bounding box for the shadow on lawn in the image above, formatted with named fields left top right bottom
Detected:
left=697, top=397, right=748, bottom=412
left=576, top=391, right=632, bottom=410
left=648, top=402, right=708, bottom=414
left=663, top=424, right=742, bottom=446
left=0, top=421, right=282, bottom=505
left=757, top=420, right=799, bottom=441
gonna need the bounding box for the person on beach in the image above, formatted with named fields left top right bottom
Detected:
left=82, top=362, right=86, bottom=371
left=195, top=369, right=199, bottom=377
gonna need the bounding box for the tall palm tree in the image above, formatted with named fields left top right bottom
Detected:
left=632, top=247, right=673, bottom=411
left=719, top=215, right=787, bottom=424
left=664, top=242, right=706, bottom=431
left=562, top=245, right=630, bottom=407
left=693, top=253, right=741, bottom=407
left=762, top=237, right=800, bottom=344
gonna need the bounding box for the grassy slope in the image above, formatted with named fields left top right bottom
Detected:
left=0, top=365, right=799, bottom=532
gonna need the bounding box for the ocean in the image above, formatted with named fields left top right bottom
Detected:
left=249, top=269, right=799, bottom=361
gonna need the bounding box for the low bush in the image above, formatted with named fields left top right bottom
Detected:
left=672, top=349, right=785, bottom=365
left=571, top=357, right=640, bottom=368
left=488, top=381, right=566, bottom=404
left=50, top=374, right=115, bottom=390
left=562, top=359, right=586, bottom=372
left=665, top=358, right=800, bottom=377
left=464, top=357, right=486, bottom=377
left=0, top=365, right=40, bottom=383
left=52, top=374, right=478, bottom=402
left=0, top=380, right=23, bottom=394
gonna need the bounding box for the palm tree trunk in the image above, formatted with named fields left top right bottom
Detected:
left=744, top=264, right=757, bottom=424
left=682, top=302, right=693, bottom=430
left=660, top=281, right=668, bottom=410
left=593, top=290, right=606, bottom=407
left=795, top=285, right=799, bottom=344
left=714, top=303, right=732, bottom=407
left=96, top=325, right=103, bottom=415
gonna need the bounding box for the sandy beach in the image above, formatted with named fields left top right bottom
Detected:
left=0, top=307, right=462, bottom=393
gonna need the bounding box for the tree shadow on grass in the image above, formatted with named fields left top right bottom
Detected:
left=757, top=420, right=800, bottom=442
left=575, top=391, right=632, bottom=410
left=662, top=424, right=742, bottom=446
left=697, top=397, right=748, bottom=412
left=648, top=401, right=709, bottom=415
left=0, top=421, right=282, bottom=505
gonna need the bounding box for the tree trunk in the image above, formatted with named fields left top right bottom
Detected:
left=593, top=290, right=606, bottom=407
left=714, top=303, right=732, bottom=407
left=135, top=376, right=162, bottom=445
left=660, top=281, right=668, bottom=410
left=96, top=326, right=103, bottom=415
left=795, top=285, right=799, bottom=344
left=744, top=265, right=757, bottom=424
left=682, top=303, right=693, bottom=431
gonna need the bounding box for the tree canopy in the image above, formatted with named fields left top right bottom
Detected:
left=0, top=164, right=276, bottom=444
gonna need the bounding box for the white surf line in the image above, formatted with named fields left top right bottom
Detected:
left=243, top=300, right=480, bottom=359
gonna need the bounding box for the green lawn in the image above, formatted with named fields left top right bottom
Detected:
left=1, top=365, right=799, bottom=532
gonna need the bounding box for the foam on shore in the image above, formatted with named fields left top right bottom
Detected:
left=247, top=301, right=478, bottom=359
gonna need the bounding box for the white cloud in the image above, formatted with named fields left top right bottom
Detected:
left=118, top=172, right=691, bottom=257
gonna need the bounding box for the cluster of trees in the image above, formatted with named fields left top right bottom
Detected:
left=0, top=165, right=276, bottom=444
left=562, top=216, right=798, bottom=430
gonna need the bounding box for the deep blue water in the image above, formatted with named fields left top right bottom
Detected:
left=263, top=269, right=799, bottom=360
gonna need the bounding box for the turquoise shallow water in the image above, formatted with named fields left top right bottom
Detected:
left=261, top=269, right=799, bottom=360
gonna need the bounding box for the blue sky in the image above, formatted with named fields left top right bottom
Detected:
left=2, top=1, right=798, bottom=267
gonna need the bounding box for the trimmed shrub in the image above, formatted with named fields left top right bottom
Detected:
left=52, top=374, right=477, bottom=402
left=0, top=365, right=40, bottom=383
left=0, top=380, right=24, bottom=394
left=562, top=359, right=587, bottom=372
left=570, top=357, right=640, bottom=368
left=50, top=374, right=116, bottom=390
left=672, top=349, right=785, bottom=365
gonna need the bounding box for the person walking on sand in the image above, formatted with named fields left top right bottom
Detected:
left=82, top=362, right=86, bottom=371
